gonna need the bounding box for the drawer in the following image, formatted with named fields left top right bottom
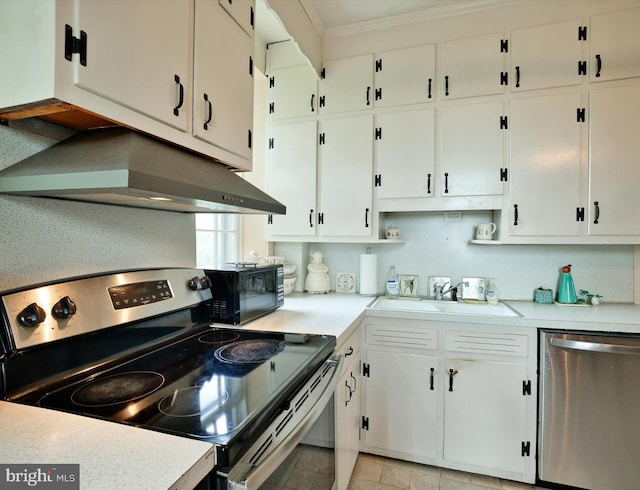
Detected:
left=366, top=324, right=438, bottom=351
left=446, top=330, right=528, bottom=357
left=337, top=327, right=361, bottom=370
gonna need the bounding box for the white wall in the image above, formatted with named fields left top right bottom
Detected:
left=0, top=126, right=196, bottom=291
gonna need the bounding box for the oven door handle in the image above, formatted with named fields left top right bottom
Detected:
left=225, top=354, right=344, bottom=490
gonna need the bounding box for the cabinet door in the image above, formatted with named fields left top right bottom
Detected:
left=266, top=120, right=317, bottom=237
left=364, top=349, right=438, bottom=459
left=318, top=115, right=373, bottom=236
left=439, top=32, right=505, bottom=100
left=194, top=0, right=253, bottom=160
left=321, top=55, right=373, bottom=114
left=269, top=65, right=318, bottom=120
left=336, top=353, right=361, bottom=490
left=443, top=358, right=528, bottom=474
left=510, top=19, right=584, bottom=92
left=509, top=92, right=583, bottom=236
left=590, top=8, right=640, bottom=83
left=73, top=0, right=191, bottom=131
left=375, top=44, right=436, bottom=107
left=589, top=83, right=640, bottom=235
left=440, top=100, right=506, bottom=197
left=218, top=0, right=254, bottom=36
left=376, top=109, right=435, bottom=199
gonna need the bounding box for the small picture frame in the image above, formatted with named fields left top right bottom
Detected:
left=399, top=274, right=419, bottom=297
left=336, top=272, right=356, bottom=294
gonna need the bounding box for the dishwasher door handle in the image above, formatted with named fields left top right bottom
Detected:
left=550, top=337, right=640, bottom=355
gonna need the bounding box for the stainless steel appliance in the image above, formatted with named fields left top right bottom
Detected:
left=205, top=263, right=284, bottom=325
left=539, top=330, right=640, bottom=489
left=0, top=268, right=340, bottom=489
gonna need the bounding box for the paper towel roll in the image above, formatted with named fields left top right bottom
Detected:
left=359, top=253, right=378, bottom=296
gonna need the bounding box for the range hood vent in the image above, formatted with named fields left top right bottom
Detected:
left=0, top=128, right=285, bottom=214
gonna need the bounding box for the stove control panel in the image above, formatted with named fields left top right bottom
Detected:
left=0, top=268, right=212, bottom=351
left=109, top=280, right=173, bottom=310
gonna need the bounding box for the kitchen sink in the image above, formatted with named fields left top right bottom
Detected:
left=371, top=297, right=521, bottom=317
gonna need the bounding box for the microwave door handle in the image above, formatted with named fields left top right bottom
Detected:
left=550, top=337, right=640, bottom=355
left=226, top=355, right=344, bottom=490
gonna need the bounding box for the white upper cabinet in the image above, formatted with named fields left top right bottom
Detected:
left=218, top=0, right=254, bottom=36
left=268, top=65, right=318, bottom=120
left=590, top=8, right=640, bottom=83
left=509, top=92, right=583, bottom=237
left=374, top=44, right=436, bottom=107
left=440, top=100, right=506, bottom=197
left=589, top=83, right=640, bottom=236
left=439, top=32, right=506, bottom=100
left=318, top=115, right=374, bottom=236
left=73, top=0, right=191, bottom=131
left=376, top=109, right=435, bottom=200
left=510, top=19, right=585, bottom=92
left=266, top=120, right=318, bottom=237
left=320, top=55, right=373, bottom=114
left=194, top=0, right=254, bottom=160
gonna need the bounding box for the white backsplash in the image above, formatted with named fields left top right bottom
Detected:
left=276, top=211, right=634, bottom=303
left=0, top=126, right=196, bottom=291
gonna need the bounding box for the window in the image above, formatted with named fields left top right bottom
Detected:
left=195, top=214, right=241, bottom=268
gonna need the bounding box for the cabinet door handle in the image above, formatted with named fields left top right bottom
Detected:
left=430, top=367, right=435, bottom=390
left=444, top=173, right=449, bottom=194
left=344, top=380, right=353, bottom=406
left=364, top=208, right=370, bottom=228
left=427, top=173, right=431, bottom=194
left=203, top=93, right=213, bottom=130
left=515, top=66, right=521, bottom=87
left=594, top=201, right=600, bottom=224
left=350, top=372, right=357, bottom=393
left=595, top=54, right=602, bottom=78
left=309, top=209, right=314, bottom=228
left=310, top=94, right=315, bottom=113
left=427, top=78, right=432, bottom=99
left=448, top=368, right=458, bottom=392
left=514, top=204, right=519, bottom=226
left=366, top=86, right=371, bottom=106
left=445, top=75, right=449, bottom=96
left=173, top=74, right=184, bottom=116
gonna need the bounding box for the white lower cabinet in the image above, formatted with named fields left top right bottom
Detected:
left=361, top=318, right=536, bottom=483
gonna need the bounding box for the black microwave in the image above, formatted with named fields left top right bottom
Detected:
left=205, top=263, right=284, bottom=325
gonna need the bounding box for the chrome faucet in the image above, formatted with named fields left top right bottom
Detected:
left=434, top=281, right=469, bottom=301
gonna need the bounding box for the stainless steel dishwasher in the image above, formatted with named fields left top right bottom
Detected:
left=539, top=330, right=640, bottom=490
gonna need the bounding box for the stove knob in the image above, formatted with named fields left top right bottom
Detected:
left=18, top=303, right=46, bottom=328
left=188, top=277, right=201, bottom=290
left=52, top=296, right=77, bottom=319
left=200, top=276, right=212, bottom=289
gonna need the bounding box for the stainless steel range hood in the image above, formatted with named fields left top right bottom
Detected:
left=0, top=128, right=286, bottom=214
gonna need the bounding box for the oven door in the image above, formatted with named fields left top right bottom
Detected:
left=223, top=354, right=342, bottom=490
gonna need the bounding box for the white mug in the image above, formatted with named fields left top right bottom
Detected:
left=475, top=223, right=497, bottom=240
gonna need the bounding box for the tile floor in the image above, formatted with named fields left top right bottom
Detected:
left=348, top=453, right=551, bottom=490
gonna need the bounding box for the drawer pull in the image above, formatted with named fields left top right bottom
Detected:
left=448, top=368, right=458, bottom=392
left=430, top=367, right=435, bottom=390
left=344, top=346, right=354, bottom=357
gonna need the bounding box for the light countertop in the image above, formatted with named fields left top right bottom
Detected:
left=0, top=402, right=214, bottom=490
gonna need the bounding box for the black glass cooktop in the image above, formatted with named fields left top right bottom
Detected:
left=16, top=325, right=334, bottom=467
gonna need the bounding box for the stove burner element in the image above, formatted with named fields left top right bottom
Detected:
left=71, top=371, right=165, bottom=407
left=198, top=330, right=241, bottom=344
left=214, top=339, right=286, bottom=364
left=158, top=385, right=229, bottom=418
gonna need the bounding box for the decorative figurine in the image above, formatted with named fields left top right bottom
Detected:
left=305, top=251, right=331, bottom=294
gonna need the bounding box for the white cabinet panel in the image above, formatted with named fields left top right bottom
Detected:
left=440, top=100, right=506, bottom=197
left=589, top=83, right=640, bottom=235
left=510, top=19, right=584, bottom=92
left=321, top=55, right=373, bottom=113
left=439, top=32, right=505, bottom=100
left=509, top=92, right=583, bottom=237
left=590, top=8, right=640, bottom=83
left=376, top=109, right=435, bottom=199
left=318, top=115, right=373, bottom=236
left=375, top=44, right=436, bottom=107
left=74, top=0, right=191, bottom=131
left=266, top=120, right=317, bottom=236
left=336, top=352, right=361, bottom=490
left=269, top=65, right=318, bottom=119
left=218, top=0, right=254, bottom=36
